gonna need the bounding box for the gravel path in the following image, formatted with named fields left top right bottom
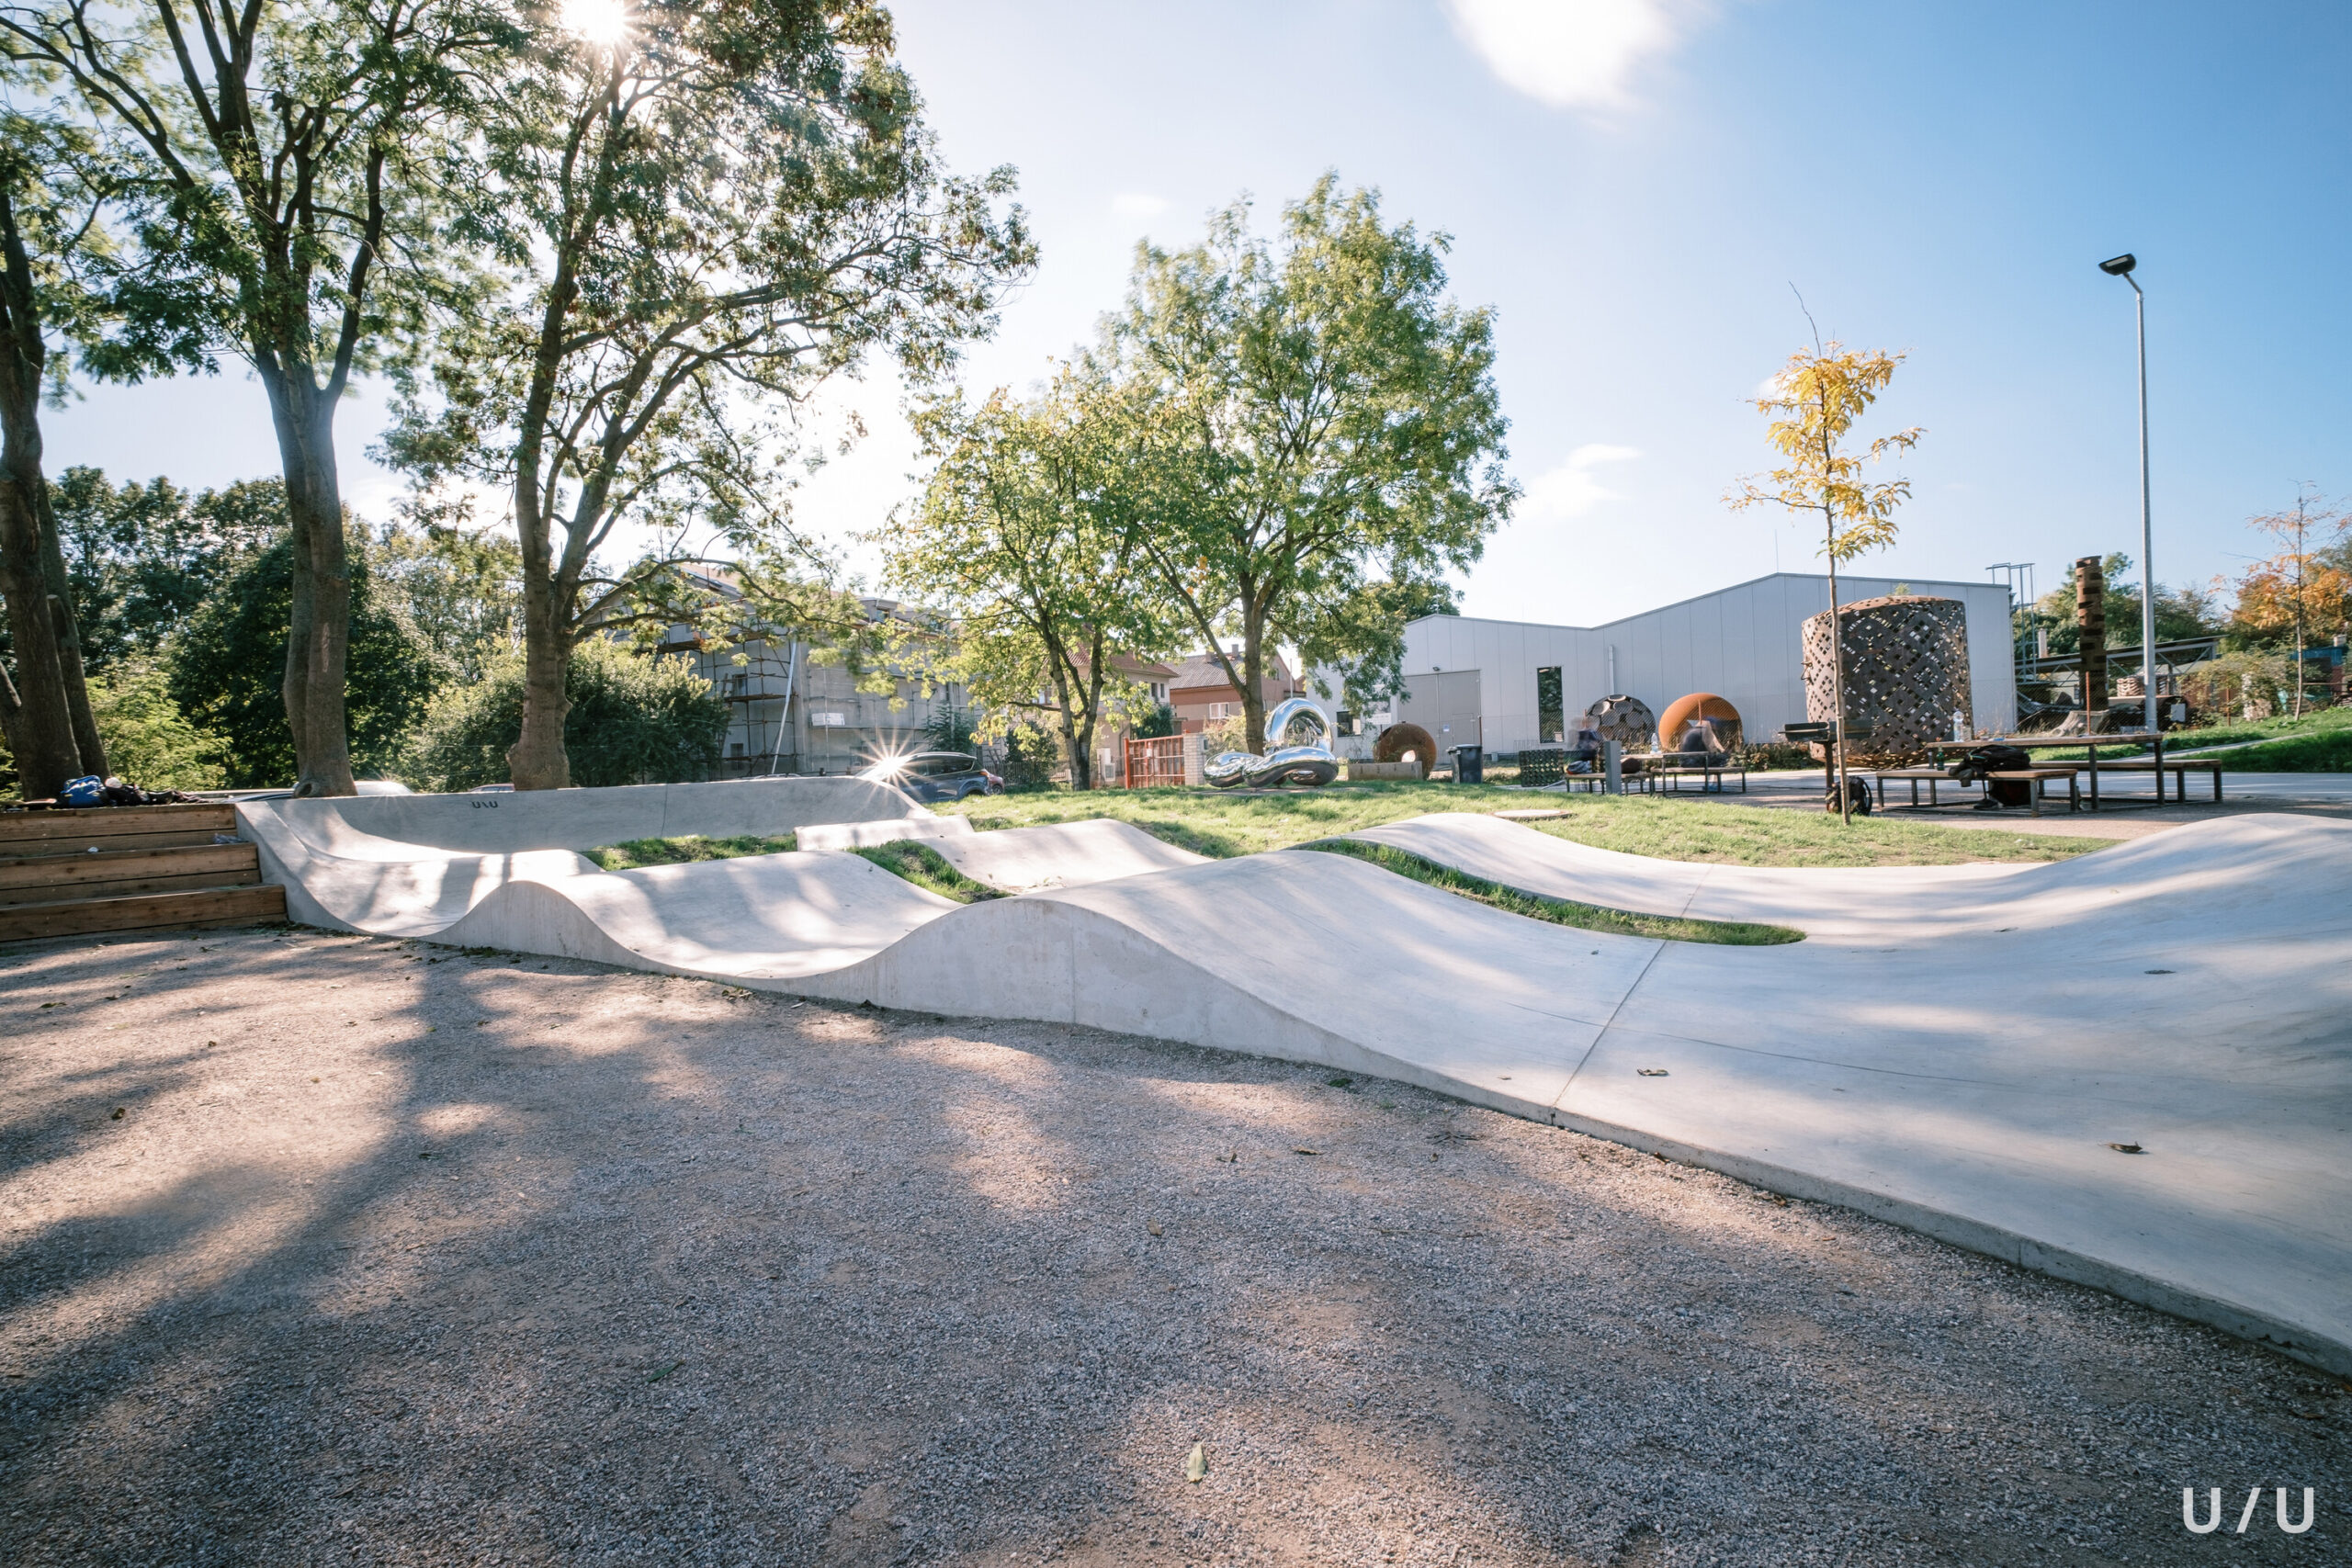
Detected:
left=3, top=928, right=2344, bottom=1566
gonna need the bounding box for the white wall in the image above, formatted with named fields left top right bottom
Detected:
left=1349, top=573, right=2017, bottom=754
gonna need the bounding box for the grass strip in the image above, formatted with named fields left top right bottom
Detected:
left=1296, top=838, right=1804, bottom=946
left=582, top=833, right=798, bottom=871
left=851, top=840, right=1002, bottom=904
left=944, top=783, right=2103, bottom=865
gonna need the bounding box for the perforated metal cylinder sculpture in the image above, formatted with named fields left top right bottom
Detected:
left=1581, top=694, right=1655, bottom=750
left=1801, top=593, right=1971, bottom=750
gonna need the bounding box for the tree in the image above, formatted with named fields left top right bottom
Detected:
left=6, top=0, right=521, bottom=795
left=1728, top=334, right=1923, bottom=822
left=1103, top=175, right=1514, bottom=754
left=2234, top=488, right=2347, bottom=717
left=368, top=520, right=522, bottom=682
left=0, top=110, right=122, bottom=796
left=87, top=660, right=222, bottom=786
left=404, top=637, right=726, bottom=792
left=46, top=467, right=280, bottom=668
left=1299, top=574, right=1459, bottom=713
left=891, top=374, right=1166, bottom=789
left=382, top=0, right=1033, bottom=791
left=167, top=530, right=442, bottom=786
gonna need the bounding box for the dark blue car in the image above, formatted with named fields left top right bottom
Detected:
left=860, top=751, right=1001, bottom=804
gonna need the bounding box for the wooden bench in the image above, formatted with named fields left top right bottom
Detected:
left=1989, top=768, right=2082, bottom=817
left=1654, top=755, right=1747, bottom=794
left=1873, top=766, right=1973, bottom=808
left=2082, top=756, right=2225, bottom=802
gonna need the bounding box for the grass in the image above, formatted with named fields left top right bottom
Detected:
left=1297, top=839, right=1804, bottom=945
left=849, top=840, right=1001, bottom=903
left=940, top=782, right=2103, bottom=866
left=2034, top=705, right=2352, bottom=769
left=582, top=832, right=797, bottom=870
left=1521, top=796, right=2106, bottom=867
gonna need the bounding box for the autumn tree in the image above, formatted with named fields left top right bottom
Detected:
left=889, top=372, right=1169, bottom=789
left=1102, top=175, right=1514, bottom=754
left=2232, top=487, right=2347, bottom=717
left=1729, top=336, right=1923, bottom=821
left=382, top=0, right=1032, bottom=790
left=6, top=0, right=519, bottom=795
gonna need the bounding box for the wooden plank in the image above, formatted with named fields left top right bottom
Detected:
left=0, top=842, right=256, bottom=894
left=0, top=804, right=235, bottom=847
left=0, top=868, right=261, bottom=909
left=0, top=828, right=237, bottom=854
left=0, top=883, right=285, bottom=943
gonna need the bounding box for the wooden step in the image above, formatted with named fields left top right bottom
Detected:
left=0, top=842, right=260, bottom=907
left=0, top=883, right=286, bottom=944
left=0, top=803, right=238, bottom=855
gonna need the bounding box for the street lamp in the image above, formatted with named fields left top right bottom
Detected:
left=2099, top=252, right=2162, bottom=785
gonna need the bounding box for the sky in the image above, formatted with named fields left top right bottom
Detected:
left=44, top=0, right=2352, bottom=629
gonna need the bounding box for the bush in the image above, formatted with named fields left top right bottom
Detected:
left=2177, top=650, right=2294, bottom=721
left=405, top=638, right=728, bottom=791
left=90, top=663, right=226, bottom=789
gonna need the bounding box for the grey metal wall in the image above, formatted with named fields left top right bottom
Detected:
left=1357, top=572, right=2017, bottom=754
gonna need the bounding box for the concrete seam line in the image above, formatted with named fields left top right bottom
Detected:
left=1677, top=862, right=1714, bottom=920
left=1552, top=936, right=1669, bottom=1111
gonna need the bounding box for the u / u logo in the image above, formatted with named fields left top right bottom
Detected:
left=2183, top=1487, right=2316, bottom=1534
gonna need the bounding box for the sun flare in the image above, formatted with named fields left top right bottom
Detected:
left=560, top=0, right=631, bottom=49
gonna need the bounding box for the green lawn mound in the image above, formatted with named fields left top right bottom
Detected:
left=2040, top=705, right=2352, bottom=771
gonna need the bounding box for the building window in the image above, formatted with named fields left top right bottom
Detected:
left=1537, top=666, right=1563, bottom=744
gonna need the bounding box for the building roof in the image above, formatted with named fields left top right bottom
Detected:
left=1401, top=570, right=2008, bottom=637
left=1167, top=649, right=1295, bottom=694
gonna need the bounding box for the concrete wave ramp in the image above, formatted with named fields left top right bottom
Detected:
left=235, top=788, right=2352, bottom=1374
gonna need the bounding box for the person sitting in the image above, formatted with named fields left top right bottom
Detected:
left=1569, top=720, right=1600, bottom=773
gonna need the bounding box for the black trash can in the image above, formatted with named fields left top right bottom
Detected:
left=1450, top=744, right=1484, bottom=784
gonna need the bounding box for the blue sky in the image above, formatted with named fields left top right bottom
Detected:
left=47, top=0, right=2352, bottom=627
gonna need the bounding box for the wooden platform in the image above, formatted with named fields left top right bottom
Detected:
left=0, top=802, right=285, bottom=942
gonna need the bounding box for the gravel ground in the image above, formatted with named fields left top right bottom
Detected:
left=2, top=927, right=2345, bottom=1567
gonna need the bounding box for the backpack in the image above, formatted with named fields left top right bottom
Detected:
left=58, top=774, right=106, bottom=808
left=1949, top=744, right=2035, bottom=806
left=1826, top=773, right=1873, bottom=816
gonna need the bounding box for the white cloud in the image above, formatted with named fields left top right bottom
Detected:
left=1521, top=443, right=1640, bottom=519
left=1445, top=0, right=1702, bottom=112
left=1111, top=192, right=1170, bottom=218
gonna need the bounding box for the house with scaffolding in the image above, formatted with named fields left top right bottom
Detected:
left=655, top=587, right=967, bottom=778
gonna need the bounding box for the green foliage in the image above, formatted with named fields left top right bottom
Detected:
left=44, top=468, right=282, bottom=671
left=1297, top=838, right=1804, bottom=945
left=1131, top=702, right=1177, bottom=740
left=922, top=705, right=978, bottom=755
left=1301, top=575, right=1462, bottom=709
left=166, top=534, right=445, bottom=787
left=893, top=374, right=1169, bottom=787
left=406, top=638, right=727, bottom=791
left=582, top=833, right=798, bottom=871
left=2020, top=553, right=2221, bottom=656
left=1103, top=175, right=1514, bottom=751
left=369, top=524, right=524, bottom=682
left=84, top=661, right=224, bottom=789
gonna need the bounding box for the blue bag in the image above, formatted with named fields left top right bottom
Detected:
left=59, top=774, right=106, bottom=807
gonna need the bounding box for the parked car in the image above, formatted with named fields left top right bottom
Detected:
left=859, top=751, right=1001, bottom=804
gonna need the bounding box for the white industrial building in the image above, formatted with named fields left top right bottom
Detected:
left=1351, top=571, right=2018, bottom=756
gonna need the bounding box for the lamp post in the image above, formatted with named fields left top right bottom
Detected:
left=2098, top=253, right=2162, bottom=791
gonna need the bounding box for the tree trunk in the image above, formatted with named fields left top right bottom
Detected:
left=0, top=182, right=85, bottom=800
left=1239, top=599, right=1269, bottom=755
left=508, top=567, right=572, bottom=790
left=260, top=370, right=357, bottom=796
left=34, top=479, right=104, bottom=776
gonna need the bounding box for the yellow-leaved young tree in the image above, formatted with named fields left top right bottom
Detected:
left=1729, top=339, right=1923, bottom=822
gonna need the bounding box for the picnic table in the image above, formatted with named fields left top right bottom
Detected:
left=1924, top=733, right=2207, bottom=811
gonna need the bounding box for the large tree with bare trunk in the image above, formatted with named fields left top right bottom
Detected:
left=4, top=0, right=516, bottom=795
left=380, top=0, right=1031, bottom=790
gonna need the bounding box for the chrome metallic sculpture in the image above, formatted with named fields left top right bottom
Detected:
left=1204, top=696, right=1340, bottom=788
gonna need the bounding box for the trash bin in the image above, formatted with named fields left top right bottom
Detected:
left=1450, top=744, right=1484, bottom=784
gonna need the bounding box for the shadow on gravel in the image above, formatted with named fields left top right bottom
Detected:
left=1, top=929, right=2345, bottom=1567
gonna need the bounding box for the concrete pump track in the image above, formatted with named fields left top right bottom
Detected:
left=236, top=779, right=2352, bottom=1376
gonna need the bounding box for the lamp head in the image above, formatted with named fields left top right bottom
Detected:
left=2098, top=254, right=2137, bottom=276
